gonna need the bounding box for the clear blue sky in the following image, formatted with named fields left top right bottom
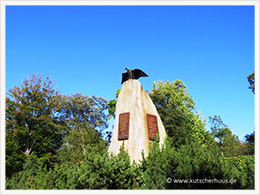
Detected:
left=6, top=5, right=255, bottom=140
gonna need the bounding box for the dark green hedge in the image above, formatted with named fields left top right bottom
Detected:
left=6, top=142, right=254, bottom=190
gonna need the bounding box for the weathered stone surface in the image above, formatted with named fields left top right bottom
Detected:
left=108, top=80, right=166, bottom=163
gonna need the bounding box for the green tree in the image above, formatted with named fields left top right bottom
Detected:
left=57, top=93, right=109, bottom=164
left=61, top=93, right=108, bottom=134
left=6, top=74, right=68, bottom=177
left=247, top=72, right=255, bottom=94
left=209, top=116, right=241, bottom=156
left=246, top=72, right=255, bottom=155
left=58, top=122, right=107, bottom=165
left=244, top=131, right=254, bottom=155
left=107, top=89, right=120, bottom=119
left=149, top=80, right=207, bottom=147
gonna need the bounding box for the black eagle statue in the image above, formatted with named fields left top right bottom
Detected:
left=121, top=67, right=148, bottom=84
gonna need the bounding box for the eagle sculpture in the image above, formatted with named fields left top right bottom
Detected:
left=121, top=68, right=148, bottom=84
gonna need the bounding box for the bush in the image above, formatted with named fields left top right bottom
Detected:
left=138, top=139, right=174, bottom=189
left=221, top=155, right=254, bottom=189
left=6, top=144, right=255, bottom=190
left=6, top=148, right=140, bottom=189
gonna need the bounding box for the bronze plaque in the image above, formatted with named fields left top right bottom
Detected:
left=118, top=112, right=130, bottom=140
left=147, top=114, right=158, bottom=141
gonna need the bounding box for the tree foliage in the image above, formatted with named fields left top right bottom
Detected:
left=244, top=131, right=255, bottom=155
left=6, top=148, right=140, bottom=189
left=5, top=74, right=109, bottom=178
left=5, top=74, right=254, bottom=189
left=61, top=93, right=108, bottom=133
left=6, top=138, right=255, bottom=189
left=58, top=122, right=107, bottom=165
left=247, top=72, right=255, bottom=94
left=6, top=74, right=68, bottom=177
left=107, top=89, right=120, bottom=119
left=209, top=115, right=246, bottom=157
left=149, top=80, right=207, bottom=147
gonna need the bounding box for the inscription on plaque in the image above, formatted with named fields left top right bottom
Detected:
left=147, top=114, right=158, bottom=141
left=118, top=112, right=130, bottom=140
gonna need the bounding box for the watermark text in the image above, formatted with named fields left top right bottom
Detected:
left=166, top=177, right=237, bottom=185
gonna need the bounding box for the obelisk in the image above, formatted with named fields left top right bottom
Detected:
left=108, top=79, right=166, bottom=163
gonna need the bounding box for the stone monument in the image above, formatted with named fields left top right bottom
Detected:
left=108, top=73, right=167, bottom=163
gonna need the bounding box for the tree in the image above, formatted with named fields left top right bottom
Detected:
left=246, top=72, right=255, bottom=155
left=149, top=80, right=207, bottom=147
left=245, top=131, right=254, bottom=143
left=6, top=74, right=68, bottom=177
left=244, top=131, right=254, bottom=155
left=209, top=116, right=241, bottom=156
left=58, top=122, right=107, bottom=165
left=60, top=93, right=108, bottom=134
left=247, top=72, right=255, bottom=94
left=107, top=89, right=120, bottom=119
left=56, top=93, right=109, bottom=164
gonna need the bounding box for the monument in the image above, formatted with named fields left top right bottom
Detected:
left=108, top=68, right=167, bottom=163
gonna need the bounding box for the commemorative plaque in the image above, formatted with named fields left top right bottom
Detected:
left=147, top=114, right=158, bottom=141
left=118, top=112, right=130, bottom=140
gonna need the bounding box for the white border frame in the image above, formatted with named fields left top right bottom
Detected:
left=0, top=0, right=259, bottom=195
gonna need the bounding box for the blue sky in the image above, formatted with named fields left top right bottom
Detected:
left=6, top=5, right=255, bottom=140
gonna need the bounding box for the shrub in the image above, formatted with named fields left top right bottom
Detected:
left=6, top=144, right=255, bottom=189
left=221, top=155, right=254, bottom=189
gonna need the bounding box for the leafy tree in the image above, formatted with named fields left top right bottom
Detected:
left=149, top=80, right=207, bottom=147
left=6, top=74, right=68, bottom=177
left=209, top=116, right=241, bottom=156
left=244, top=131, right=255, bottom=155
left=58, top=122, right=107, bottom=165
left=57, top=93, right=109, bottom=164
left=106, top=89, right=121, bottom=142
left=245, top=131, right=255, bottom=143
left=107, top=89, right=120, bottom=119
left=245, top=72, right=255, bottom=155
left=247, top=72, right=255, bottom=94
left=61, top=93, right=108, bottom=133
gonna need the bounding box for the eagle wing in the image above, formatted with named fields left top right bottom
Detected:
left=132, top=69, right=148, bottom=79
left=121, top=72, right=129, bottom=84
